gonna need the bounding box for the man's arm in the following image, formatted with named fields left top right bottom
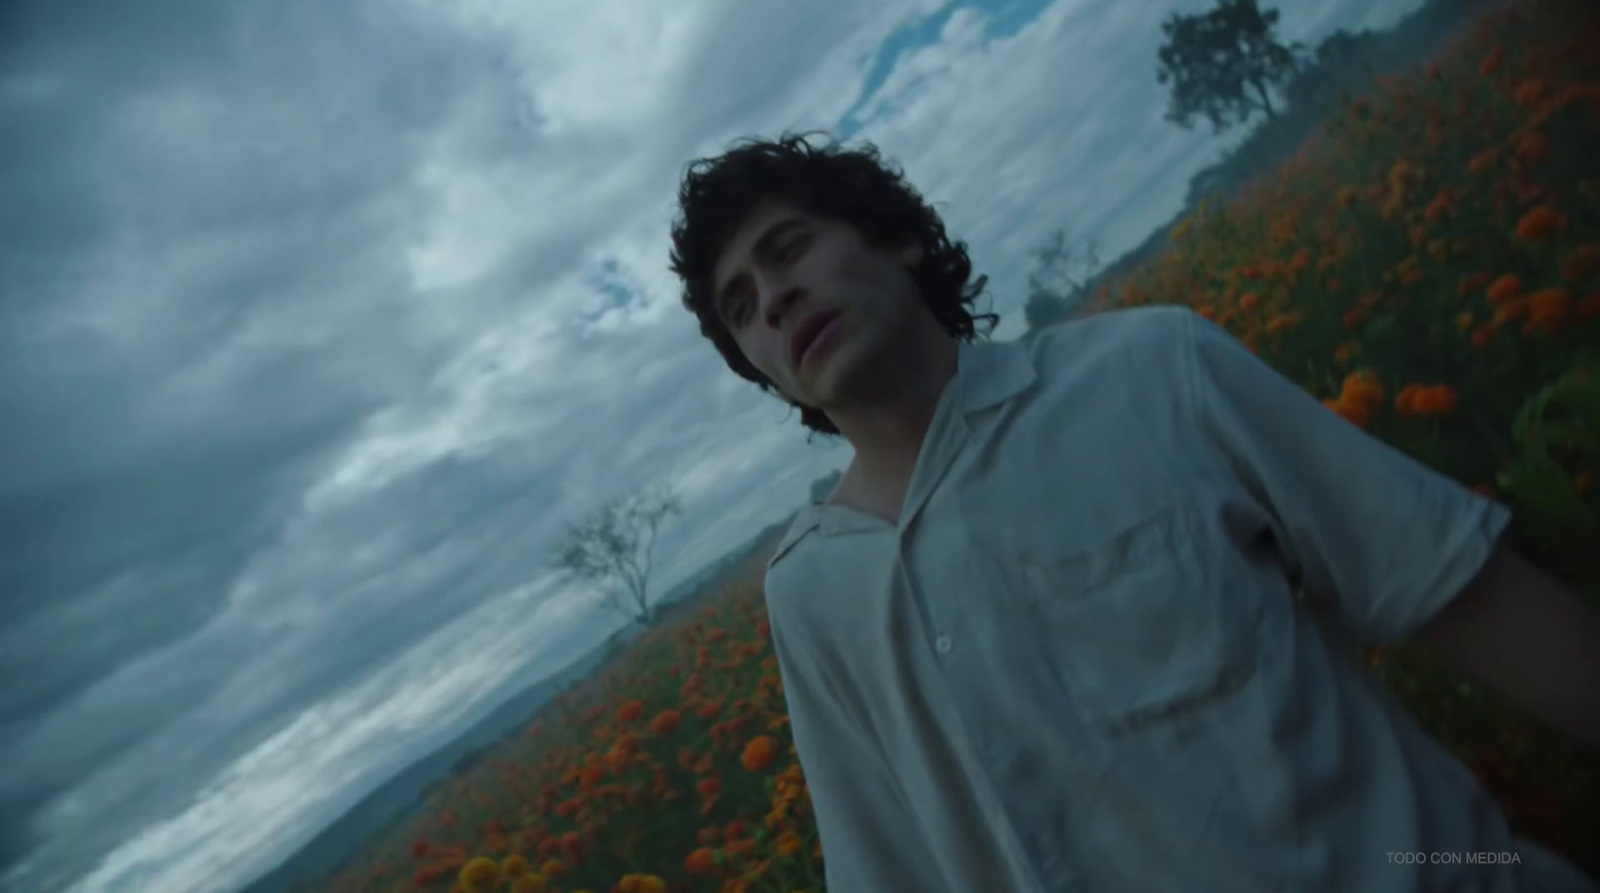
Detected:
left=1414, top=544, right=1600, bottom=751
left=1170, top=306, right=1600, bottom=751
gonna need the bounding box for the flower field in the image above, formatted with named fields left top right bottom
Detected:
left=309, top=0, right=1600, bottom=890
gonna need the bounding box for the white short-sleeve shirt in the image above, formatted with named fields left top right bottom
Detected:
left=762, top=306, right=1598, bottom=893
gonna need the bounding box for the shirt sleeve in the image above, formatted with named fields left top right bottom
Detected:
left=1176, top=308, right=1513, bottom=645
left=765, top=596, right=950, bottom=893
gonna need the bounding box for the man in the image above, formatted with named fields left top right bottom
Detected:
left=668, top=130, right=1600, bottom=892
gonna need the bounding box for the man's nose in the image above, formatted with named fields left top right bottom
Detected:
left=760, top=280, right=806, bottom=326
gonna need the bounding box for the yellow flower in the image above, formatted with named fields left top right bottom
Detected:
left=775, top=828, right=804, bottom=857
left=618, top=875, right=669, bottom=893
left=458, top=857, right=500, bottom=892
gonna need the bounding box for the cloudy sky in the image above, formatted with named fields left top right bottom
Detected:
left=2, top=0, right=1429, bottom=890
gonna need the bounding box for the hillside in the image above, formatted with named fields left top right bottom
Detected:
left=1020, top=0, right=1510, bottom=337
left=240, top=517, right=794, bottom=893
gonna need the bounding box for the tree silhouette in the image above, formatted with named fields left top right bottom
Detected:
left=1282, top=28, right=1377, bottom=114
left=1023, top=228, right=1102, bottom=333
left=549, top=482, right=683, bottom=627
left=1156, top=0, right=1305, bottom=134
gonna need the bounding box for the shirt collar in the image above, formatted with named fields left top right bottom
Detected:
left=769, top=335, right=1040, bottom=563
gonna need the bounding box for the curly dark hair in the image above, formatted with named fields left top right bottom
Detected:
left=668, top=128, right=999, bottom=440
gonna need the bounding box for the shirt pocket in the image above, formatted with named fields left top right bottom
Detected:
left=1006, top=502, right=1256, bottom=737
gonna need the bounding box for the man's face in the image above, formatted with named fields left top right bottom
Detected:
left=709, top=197, right=925, bottom=413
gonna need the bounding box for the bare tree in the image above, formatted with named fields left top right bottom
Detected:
left=1024, top=228, right=1103, bottom=332
left=549, top=482, right=684, bottom=627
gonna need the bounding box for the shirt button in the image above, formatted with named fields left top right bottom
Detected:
left=935, top=634, right=953, bottom=654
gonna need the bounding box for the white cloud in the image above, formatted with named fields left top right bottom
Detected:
left=60, top=587, right=594, bottom=893
left=2, top=0, right=1434, bottom=889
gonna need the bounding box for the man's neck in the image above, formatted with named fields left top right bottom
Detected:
left=831, top=335, right=959, bottom=493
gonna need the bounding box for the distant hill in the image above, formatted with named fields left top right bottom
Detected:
left=1020, top=0, right=1509, bottom=338
left=239, top=517, right=794, bottom=893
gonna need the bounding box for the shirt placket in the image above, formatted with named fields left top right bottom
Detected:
left=898, top=513, right=1090, bottom=893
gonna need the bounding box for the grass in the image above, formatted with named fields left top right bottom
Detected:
left=311, top=0, right=1600, bottom=889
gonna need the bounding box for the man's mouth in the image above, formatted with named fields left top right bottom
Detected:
left=791, top=311, right=839, bottom=366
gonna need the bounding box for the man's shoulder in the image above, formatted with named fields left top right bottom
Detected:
left=764, top=507, right=824, bottom=577
left=1026, top=304, right=1198, bottom=381
left=1029, top=304, right=1195, bottom=351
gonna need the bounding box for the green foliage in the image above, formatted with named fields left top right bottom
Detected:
left=1500, top=357, right=1600, bottom=536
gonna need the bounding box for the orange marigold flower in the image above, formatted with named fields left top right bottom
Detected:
left=684, top=847, right=717, bottom=875
left=1395, top=384, right=1459, bottom=416
left=1471, top=325, right=1496, bottom=347
left=1340, top=369, right=1385, bottom=410
left=741, top=735, right=779, bottom=772
left=1515, top=206, right=1565, bottom=241
left=1334, top=341, right=1360, bottom=363
left=1527, top=286, right=1571, bottom=321
left=1265, top=312, right=1302, bottom=335
left=650, top=709, right=682, bottom=735
left=1514, top=78, right=1545, bottom=108
left=724, top=838, right=759, bottom=858
left=540, top=858, right=567, bottom=879
left=1323, top=397, right=1371, bottom=429
left=1422, top=386, right=1458, bottom=415
left=1479, top=46, right=1503, bottom=76
left=1238, top=292, right=1260, bottom=311
left=1457, top=311, right=1476, bottom=332
left=1466, top=148, right=1499, bottom=174
left=1424, top=189, right=1453, bottom=222
left=1515, top=131, right=1549, bottom=164
left=1492, top=297, right=1530, bottom=325
left=775, top=828, right=804, bottom=857
left=511, top=874, right=550, bottom=893
left=616, top=699, right=644, bottom=723
left=1486, top=273, right=1521, bottom=304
